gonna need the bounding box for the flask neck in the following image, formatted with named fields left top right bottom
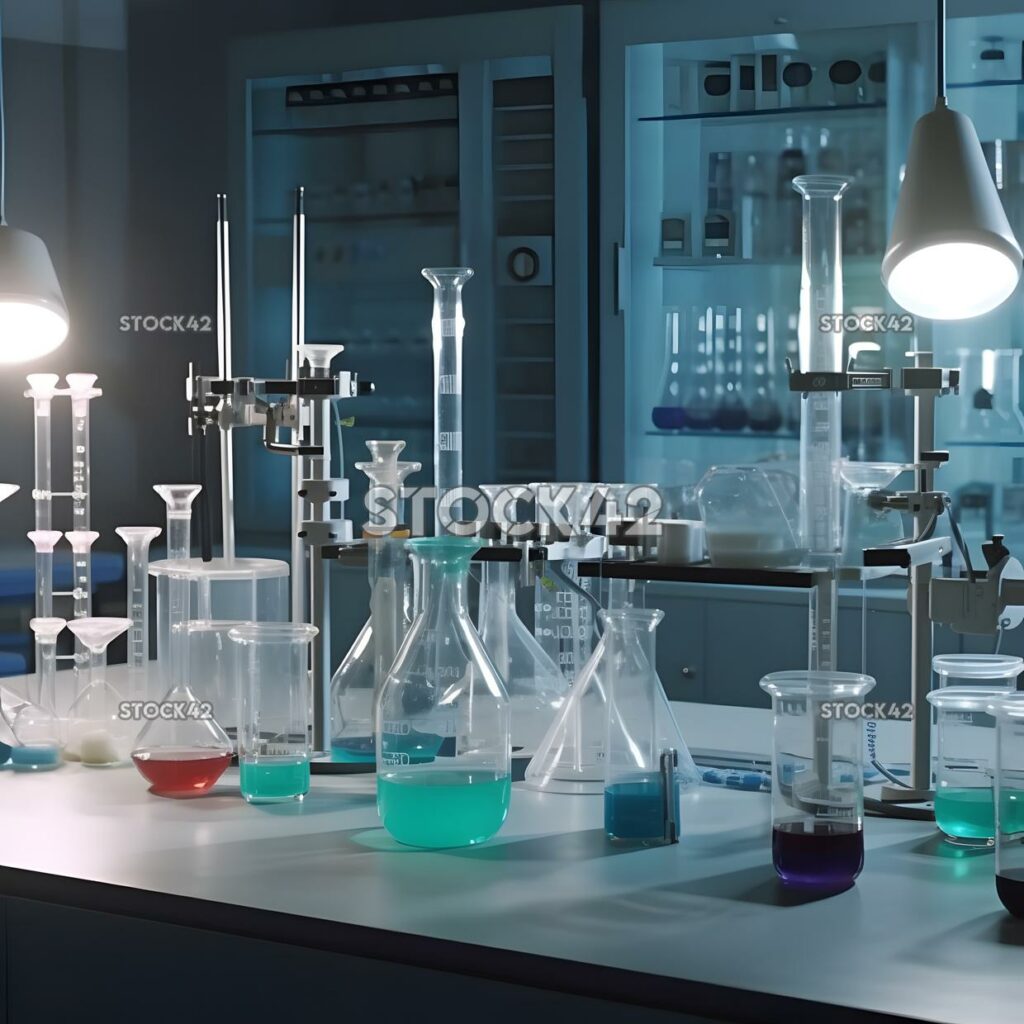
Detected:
left=417, top=558, right=471, bottom=622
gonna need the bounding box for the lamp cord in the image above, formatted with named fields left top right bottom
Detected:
left=936, top=0, right=946, bottom=102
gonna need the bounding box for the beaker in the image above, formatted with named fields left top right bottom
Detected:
left=604, top=608, right=689, bottom=846
left=839, top=461, right=909, bottom=565
left=115, top=526, right=161, bottom=706
left=132, top=621, right=234, bottom=798
left=926, top=687, right=1006, bottom=846
left=11, top=617, right=66, bottom=771
left=230, top=622, right=318, bottom=803
left=986, top=694, right=1024, bottom=917
left=477, top=554, right=566, bottom=758
left=698, top=465, right=803, bottom=568
left=375, top=537, right=511, bottom=848
left=423, top=266, right=473, bottom=535
left=760, top=670, right=875, bottom=888
left=65, top=617, right=133, bottom=766
left=933, top=654, right=1022, bottom=690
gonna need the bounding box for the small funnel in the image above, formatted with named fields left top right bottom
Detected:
left=300, top=343, right=344, bottom=373
left=25, top=373, right=60, bottom=399
left=65, top=530, right=100, bottom=554
left=27, top=530, right=63, bottom=553
left=839, top=461, right=911, bottom=492
left=30, top=617, right=66, bottom=641
left=65, top=373, right=99, bottom=396
left=153, top=484, right=201, bottom=518
left=66, top=617, right=131, bottom=653
left=115, top=526, right=162, bottom=547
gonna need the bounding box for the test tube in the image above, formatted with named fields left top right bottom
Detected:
left=423, top=267, right=473, bottom=535
left=24, top=373, right=59, bottom=531
left=115, top=526, right=162, bottom=705
left=26, top=531, right=62, bottom=618
left=153, top=485, right=201, bottom=690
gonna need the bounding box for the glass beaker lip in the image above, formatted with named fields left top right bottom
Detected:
left=183, top=618, right=247, bottom=635
left=421, top=266, right=474, bottom=280
left=114, top=525, right=162, bottom=540
left=791, top=173, right=852, bottom=196
left=228, top=621, right=319, bottom=645
left=759, top=670, right=875, bottom=698
left=149, top=557, right=289, bottom=580
left=932, top=653, right=1024, bottom=679
left=600, top=607, right=665, bottom=629
left=984, top=692, right=1024, bottom=719
left=927, top=686, right=1010, bottom=711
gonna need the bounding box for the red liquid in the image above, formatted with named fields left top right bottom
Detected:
left=132, top=748, right=232, bottom=798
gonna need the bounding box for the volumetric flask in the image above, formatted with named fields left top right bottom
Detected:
left=760, top=670, right=875, bottom=889
left=604, top=608, right=693, bottom=846
left=375, top=537, right=511, bottom=848
left=926, top=687, right=1005, bottom=846
left=986, top=694, right=1024, bottom=917
left=230, top=623, right=318, bottom=804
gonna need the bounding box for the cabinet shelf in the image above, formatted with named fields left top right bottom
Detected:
left=645, top=429, right=798, bottom=441
left=948, top=79, right=1024, bottom=90
left=638, top=100, right=885, bottom=124
left=654, top=254, right=882, bottom=270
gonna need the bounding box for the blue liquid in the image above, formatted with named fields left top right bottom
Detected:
left=604, top=774, right=680, bottom=844
left=772, top=822, right=864, bottom=888
left=331, top=736, right=376, bottom=764
left=10, top=745, right=61, bottom=771
left=240, top=756, right=309, bottom=803
left=379, top=730, right=445, bottom=765
left=0, top=742, right=11, bottom=766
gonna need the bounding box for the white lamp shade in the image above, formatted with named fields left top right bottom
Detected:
left=0, top=225, right=69, bottom=364
left=882, top=102, right=1022, bottom=320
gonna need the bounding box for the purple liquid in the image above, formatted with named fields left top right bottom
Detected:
left=652, top=406, right=687, bottom=430
left=772, top=822, right=864, bottom=888
left=996, top=870, right=1024, bottom=917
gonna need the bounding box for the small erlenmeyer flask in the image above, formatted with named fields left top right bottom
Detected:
left=65, top=617, right=133, bottom=767
left=604, top=608, right=688, bottom=846
left=477, top=555, right=566, bottom=758
left=330, top=618, right=377, bottom=763
left=651, top=307, right=686, bottom=430
left=375, top=537, right=511, bottom=848
left=11, top=617, right=66, bottom=771
left=131, top=624, right=234, bottom=798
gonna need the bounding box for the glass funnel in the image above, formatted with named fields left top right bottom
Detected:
left=839, top=461, right=909, bottom=564
left=354, top=439, right=421, bottom=533
left=477, top=554, right=566, bottom=758
left=231, top=622, right=318, bottom=804
left=760, top=670, right=875, bottom=889
left=423, top=267, right=473, bottom=536
left=375, top=537, right=511, bottom=848
left=65, top=617, right=133, bottom=766
left=985, top=694, right=1024, bottom=918
left=604, top=608, right=696, bottom=846
left=131, top=624, right=234, bottom=798
left=11, top=617, right=66, bottom=771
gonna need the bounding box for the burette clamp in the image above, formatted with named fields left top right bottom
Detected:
left=785, top=357, right=893, bottom=396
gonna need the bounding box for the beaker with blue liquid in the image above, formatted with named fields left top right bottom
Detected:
left=375, top=537, right=511, bottom=848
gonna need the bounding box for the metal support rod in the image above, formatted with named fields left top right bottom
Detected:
left=216, top=194, right=236, bottom=561
left=291, top=187, right=306, bottom=623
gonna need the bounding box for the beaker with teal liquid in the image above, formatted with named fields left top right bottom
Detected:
left=375, top=537, right=511, bottom=848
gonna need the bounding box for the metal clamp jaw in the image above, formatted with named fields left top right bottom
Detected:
left=933, top=535, right=1024, bottom=637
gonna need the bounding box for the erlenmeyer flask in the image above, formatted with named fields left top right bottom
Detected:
left=651, top=307, right=686, bottom=429
left=524, top=583, right=700, bottom=796
left=329, top=618, right=377, bottom=763
left=11, top=616, right=66, bottom=771
left=477, top=557, right=567, bottom=758
left=131, top=625, right=234, bottom=797
left=678, top=306, right=716, bottom=429
left=65, top=617, right=133, bottom=766
left=604, top=608, right=691, bottom=846
left=375, top=537, right=511, bottom=848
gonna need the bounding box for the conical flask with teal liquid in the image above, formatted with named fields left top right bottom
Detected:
left=375, top=537, right=511, bottom=848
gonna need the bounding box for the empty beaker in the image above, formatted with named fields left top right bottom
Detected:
left=65, top=617, right=133, bottom=766
left=760, top=670, right=875, bottom=888
left=604, top=608, right=690, bottom=846
left=933, top=654, right=1022, bottom=690
left=375, top=537, right=511, bottom=848
left=926, top=687, right=1005, bottom=846
left=985, top=693, right=1024, bottom=917
left=230, top=622, right=318, bottom=804
left=11, top=617, right=66, bottom=771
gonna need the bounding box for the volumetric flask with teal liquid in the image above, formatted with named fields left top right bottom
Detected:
left=375, top=537, right=511, bottom=848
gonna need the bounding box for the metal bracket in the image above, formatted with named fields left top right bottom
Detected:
left=299, top=478, right=350, bottom=506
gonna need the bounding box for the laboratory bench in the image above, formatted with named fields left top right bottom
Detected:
left=0, top=702, right=1020, bottom=1024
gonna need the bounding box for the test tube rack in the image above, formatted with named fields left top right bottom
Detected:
left=24, top=372, right=102, bottom=670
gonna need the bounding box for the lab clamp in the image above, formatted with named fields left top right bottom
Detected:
left=186, top=189, right=372, bottom=750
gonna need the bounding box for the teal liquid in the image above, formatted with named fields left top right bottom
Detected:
left=377, top=769, right=511, bottom=848
left=10, top=745, right=61, bottom=772
left=379, top=730, right=445, bottom=765
left=332, top=731, right=446, bottom=765
left=240, top=756, right=309, bottom=803
left=604, top=774, right=680, bottom=845
left=934, top=787, right=995, bottom=841
left=331, top=736, right=375, bottom=764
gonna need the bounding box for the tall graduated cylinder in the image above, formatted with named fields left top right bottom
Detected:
left=230, top=623, right=318, bottom=803
left=760, top=670, right=874, bottom=888
left=375, top=537, right=511, bottom=848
